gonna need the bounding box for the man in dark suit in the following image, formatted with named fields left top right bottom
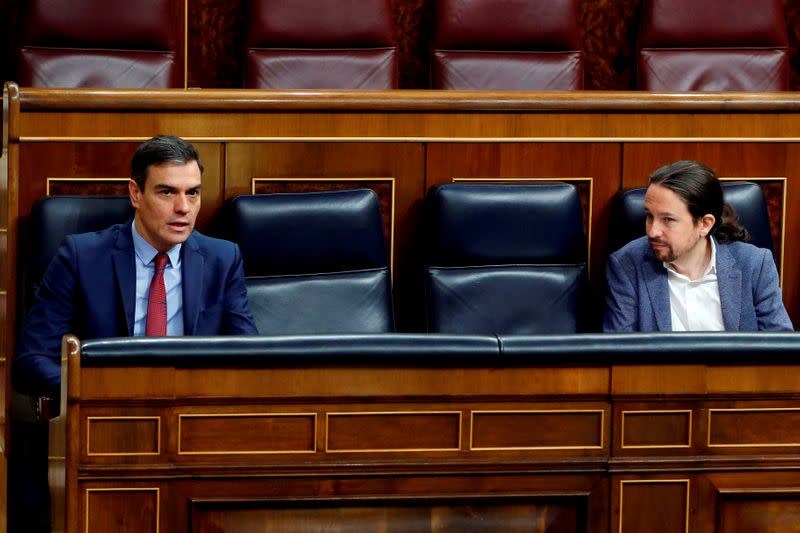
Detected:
left=11, top=135, right=257, bottom=532
left=604, top=160, right=792, bottom=332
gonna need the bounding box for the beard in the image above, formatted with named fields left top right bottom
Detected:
left=649, top=239, right=676, bottom=262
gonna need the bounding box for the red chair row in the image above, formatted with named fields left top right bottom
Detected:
left=16, top=0, right=789, bottom=91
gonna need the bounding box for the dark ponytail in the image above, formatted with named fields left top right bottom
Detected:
left=715, top=203, right=750, bottom=244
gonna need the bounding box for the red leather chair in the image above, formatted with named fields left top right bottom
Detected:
left=431, top=0, right=583, bottom=90
left=244, top=0, right=398, bottom=89
left=18, top=0, right=182, bottom=88
left=637, top=0, right=789, bottom=91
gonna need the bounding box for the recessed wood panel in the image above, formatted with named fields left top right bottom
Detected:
left=326, top=412, right=460, bottom=452
left=621, top=411, right=691, bottom=448
left=47, top=177, right=129, bottom=196
left=718, top=493, right=800, bottom=533
left=179, top=413, right=316, bottom=454
left=85, top=488, right=159, bottom=533
left=709, top=408, right=800, bottom=447
left=191, top=496, right=585, bottom=533
left=619, top=480, right=689, bottom=533
left=86, top=417, right=160, bottom=456
left=471, top=411, right=603, bottom=450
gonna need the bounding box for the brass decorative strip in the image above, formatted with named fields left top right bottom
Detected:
left=708, top=407, right=800, bottom=447
left=177, top=412, right=318, bottom=455
left=325, top=411, right=462, bottom=453
left=85, top=487, right=160, bottom=533
left=618, top=479, right=690, bottom=533
left=469, top=409, right=605, bottom=451
left=86, top=416, right=161, bottom=457
left=620, top=410, right=692, bottom=449
left=20, top=136, right=800, bottom=143
left=46, top=176, right=129, bottom=196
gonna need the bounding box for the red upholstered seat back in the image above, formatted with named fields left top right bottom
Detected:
left=637, top=0, right=789, bottom=91
left=432, top=0, right=583, bottom=90
left=18, top=0, right=182, bottom=88
left=245, top=0, right=398, bottom=89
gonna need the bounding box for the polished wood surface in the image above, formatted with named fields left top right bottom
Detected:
left=48, top=336, right=800, bottom=533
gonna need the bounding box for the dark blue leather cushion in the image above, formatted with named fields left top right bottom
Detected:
left=427, top=266, right=585, bottom=334
left=427, top=183, right=586, bottom=265
left=224, top=189, right=394, bottom=334
left=21, top=196, right=134, bottom=320
left=608, top=182, right=773, bottom=253
left=246, top=270, right=392, bottom=334
left=425, top=183, right=587, bottom=334
left=227, top=189, right=388, bottom=275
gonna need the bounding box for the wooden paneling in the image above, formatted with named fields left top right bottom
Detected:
left=470, top=410, right=604, bottom=451
left=708, top=408, right=800, bottom=448
left=620, top=410, right=691, bottom=449
left=717, top=493, right=800, bottom=533
left=84, top=487, right=159, bottom=533
left=86, top=417, right=160, bottom=456
left=326, top=412, right=461, bottom=452
left=178, top=413, right=316, bottom=455
left=191, top=495, right=586, bottom=533
left=617, top=479, right=689, bottom=533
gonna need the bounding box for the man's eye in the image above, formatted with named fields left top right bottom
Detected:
left=187, top=190, right=200, bottom=197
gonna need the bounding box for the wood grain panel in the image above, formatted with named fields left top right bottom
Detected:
left=621, top=411, right=691, bottom=449
left=709, top=408, right=800, bottom=447
left=326, top=412, right=460, bottom=452
left=717, top=491, right=800, bottom=533
left=18, top=141, right=223, bottom=230
left=191, top=495, right=585, bottom=533
left=85, top=488, right=159, bottom=533
left=86, top=417, right=159, bottom=456
left=618, top=480, right=689, bottom=533
left=179, top=413, right=316, bottom=454
left=471, top=411, right=603, bottom=450
left=226, top=142, right=425, bottom=330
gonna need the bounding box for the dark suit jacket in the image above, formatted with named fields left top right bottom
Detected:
left=604, top=236, right=793, bottom=332
left=15, top=222, right=258, bottom=394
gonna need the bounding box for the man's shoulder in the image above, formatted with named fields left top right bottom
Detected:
left=67, top=222, right=130, bottom=250
left=720, top=240, right=772, bottom=267
left=186, top=230, right=238, bottom=257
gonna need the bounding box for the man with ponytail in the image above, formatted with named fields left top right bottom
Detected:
left=604, top=160, right=792, bottom=332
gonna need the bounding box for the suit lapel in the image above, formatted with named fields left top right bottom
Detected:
left=112, top=224, right=136, bottom=336
left=181, top=233, right=204, bottom=335
left=716, top=241, right=741, bottom=331
left=642, top=252, right=671, bottom=331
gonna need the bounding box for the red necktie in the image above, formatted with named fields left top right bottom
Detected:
left=145, top=252, right=169, bottom=336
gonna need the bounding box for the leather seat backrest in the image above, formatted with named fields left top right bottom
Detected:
left=608, top=182, right=774, bottom=254
left=18, top=0, right=182, bottom=88
left=223, top=189, right=394, bottom=334
left=20, top=196, right=134, bottom=323
left=432, top=0, right=583, bottom=90
left=425, top=183, right=587, bottom=334
left=245, top=0, right=398, bottom=89
left=637, top=0, right=789, bottom=91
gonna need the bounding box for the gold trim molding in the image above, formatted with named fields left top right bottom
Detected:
left=708, top=407, right=800, bottom=448
left=618, top=479, right=690, bottom=533
left=620, top=410, right=692, bottom=449
left=85, top=487, right=160, bottom=533
left=86, top=416, right=161, bottom=457
left=469, top=409, right=605, bottom=451
left=325, top=411, right=462, bottom=453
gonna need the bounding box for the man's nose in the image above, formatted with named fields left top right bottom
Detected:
left=646, top=220, right=660, bottom=238
left=174, top=194, right=190, bottom=213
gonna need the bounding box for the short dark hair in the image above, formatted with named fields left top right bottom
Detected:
left=130, top=135, right=204, bottom=189
left=649, top=160, right=749, bottom=244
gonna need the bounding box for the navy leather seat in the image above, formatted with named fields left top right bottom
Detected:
left=608, top=182, right=774, bottom=254
left=425, top=183, right=587, bottom=334
left=223, top=189, right=394, bottom=334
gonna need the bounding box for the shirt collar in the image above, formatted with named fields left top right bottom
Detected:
left=131, top=220, right=182, bottom=267
left=664, top=236, right=717, bottom=278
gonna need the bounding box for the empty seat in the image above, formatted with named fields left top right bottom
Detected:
left=608, top=182, right=774, bottom=254
left=244, top=0, right=398, bottom=89
left=425, top=183, right=587, bottom=334
left=18, top=0, right=182, bottom=88
left=223, top=189, right=394, bottom=334
left=431, top=0, right=583, bottom=90
left=637, top=0, right=789, bottom=91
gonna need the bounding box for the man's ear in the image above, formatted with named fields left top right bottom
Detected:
left=701, top=214, right=716, bottom=236
left=129, top=179, right=141, bottom=208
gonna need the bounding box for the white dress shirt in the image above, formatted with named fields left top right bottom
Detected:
left=665, top=238, right=725, bottom=331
